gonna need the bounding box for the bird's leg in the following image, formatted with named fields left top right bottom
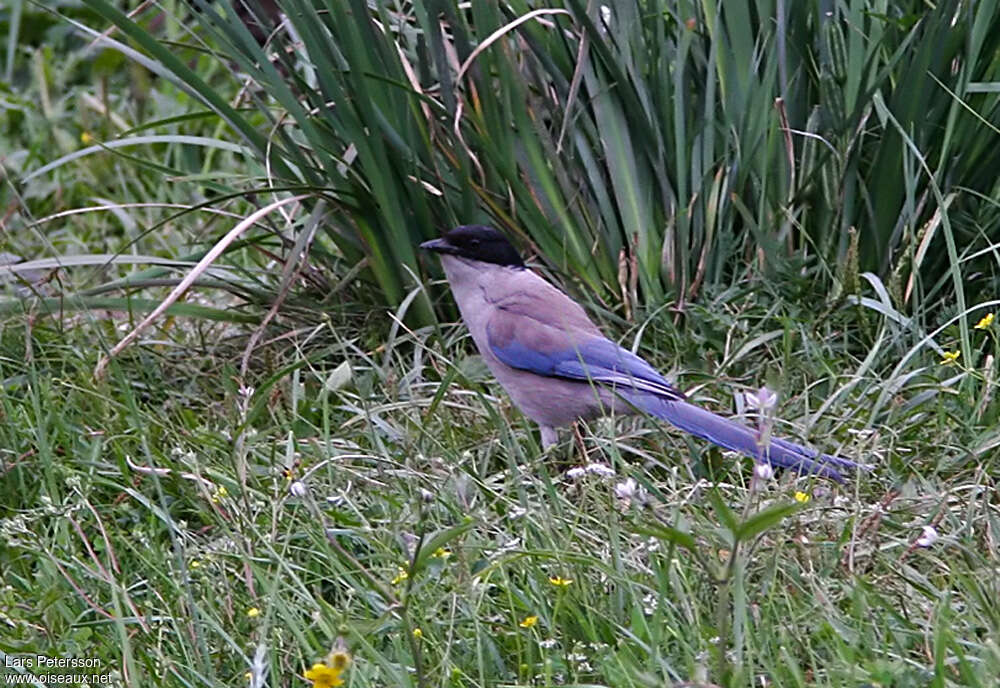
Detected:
left=539, top=423, right=583, bottom=474
left=540, top=425, right=560, bottom=449
left=572, top=422, right=588, bottom=463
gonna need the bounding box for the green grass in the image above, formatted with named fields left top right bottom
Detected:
left=2, top=276, right=998, bottom=687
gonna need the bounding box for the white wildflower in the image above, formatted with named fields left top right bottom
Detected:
left=567, top=463, right=615, bottom=479
left=613, top=477, right=648, bottom=506
left=746, top=386, right=778, bottom=411
left=916, top=525, right=938, bottom=547
left=754, top=462, right=775, bottom=481
left=585, top=463, right=615, bottom=478
left=566, top=466, right=587, bottom=480
left=614, top=478, right=637, bottom=500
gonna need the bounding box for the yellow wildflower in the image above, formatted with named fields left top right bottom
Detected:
left=941, top=350, right=960, bottom=365
left=794, top=491, right=810, bottom=504
left=80, top=131, right=94, bottom=144
left=304, top=663, right=343, bottom=688
left=975, top=313, right=994, bottom=330
left=247, top=607, right=260, bottom=618
left=412, top=628, right=423, bottom=639
left=431, top=547, right=452, bottom=559
left=391, top=567, right=409, bottom=585
left=304, top=650, right=351, bottom=688
left=190, top=560, right=201, bottom=569
left=211, top=485, right=228, bottom=503
left=548, top=576, right=573, bottom=587
left=519, top=615, right=538, bottom=628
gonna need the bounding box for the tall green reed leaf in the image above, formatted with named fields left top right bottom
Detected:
left=67, top=1, right=1000, bottom=324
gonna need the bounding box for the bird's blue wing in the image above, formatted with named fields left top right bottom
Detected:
left=477, top=285, right=863, bottom=482
left=485, top=308, right=684, bottom=401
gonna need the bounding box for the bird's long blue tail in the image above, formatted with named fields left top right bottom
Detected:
left=627, top=395, right=863, bottom=482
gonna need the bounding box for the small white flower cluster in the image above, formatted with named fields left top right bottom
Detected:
left=613, top=477, right=648, bottom=507
left=642, top=591, right=659, bottom=616
left=567, top=651, right=592, bottom=673
left=566, top=463, right=616, bottom=480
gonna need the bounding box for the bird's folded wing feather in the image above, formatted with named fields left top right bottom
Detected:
left=484, top=292, right=685, bottom=401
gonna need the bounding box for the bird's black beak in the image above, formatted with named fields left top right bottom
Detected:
left=420, top=237, right=454, bottom=254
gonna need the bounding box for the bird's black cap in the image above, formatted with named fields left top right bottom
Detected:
left=420, top=225, right=525, bottom=268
